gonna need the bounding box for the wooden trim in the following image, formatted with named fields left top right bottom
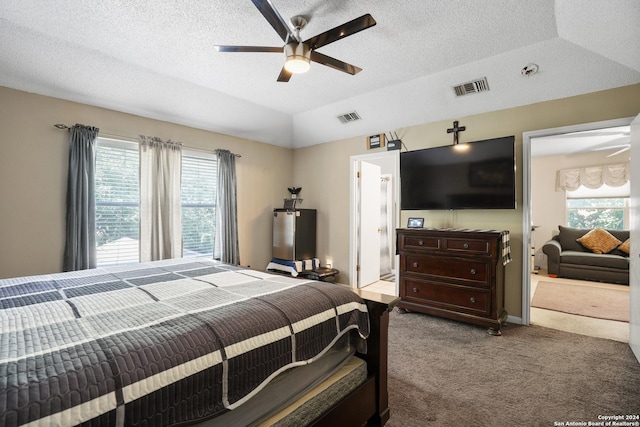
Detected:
left=357, top=292, right=399, bottom=425
left=309, top=376, right=376, bottom=427
left=308, top=292, right=398, bottom=426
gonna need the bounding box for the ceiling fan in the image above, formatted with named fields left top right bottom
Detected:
left=595, top=139, right=630, bottom=157
left=551, top=128, right=631, bottom=157
left=214, top=0, right=376, bottom=82
left=585, top=131, right=631, bottom=157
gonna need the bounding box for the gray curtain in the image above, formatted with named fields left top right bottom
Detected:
left=139, top=136, right=183, bottom=261
left=63, top=124, right=99, bottom=271
left=214, top=149, right=240, bottom=265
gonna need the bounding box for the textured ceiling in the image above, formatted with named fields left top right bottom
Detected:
left=1, top=0, right=639, bottom=148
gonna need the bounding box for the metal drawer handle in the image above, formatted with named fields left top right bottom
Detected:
left=413, top=288, right=419, bottom=293
left=463, top=243, right=469, bottom=249
left=413, top=262, right=419, bottom=268
left=470, top=297, right=476, bottom=303
left=418, top=240, right=424, bottom=246
left=470, top=268, right=477, bottom=275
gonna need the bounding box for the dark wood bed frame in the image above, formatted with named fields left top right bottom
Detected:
left=309, top=290, right=400, bottom=427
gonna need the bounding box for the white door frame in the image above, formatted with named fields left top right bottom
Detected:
left=629, top=113, right=640, bottom=362
left=521, top=117, right=634, bottom=326
left=349, top=150, right=401, bottom=290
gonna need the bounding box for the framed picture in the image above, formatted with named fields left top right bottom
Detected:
left=407, top=217, right=424, bottom=228
left=367, top=134, right=385, bottom=149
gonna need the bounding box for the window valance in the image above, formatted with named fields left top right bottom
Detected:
left=556, top=163, right=630, bottom=191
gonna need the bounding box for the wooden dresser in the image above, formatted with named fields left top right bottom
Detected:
left=396, top=228, right=509, bottom=335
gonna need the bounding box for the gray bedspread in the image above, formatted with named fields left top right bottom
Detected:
left=0, top=258, right=369, bottom=426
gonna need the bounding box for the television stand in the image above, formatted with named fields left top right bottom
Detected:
left=396, top=228, right=509, bottom=335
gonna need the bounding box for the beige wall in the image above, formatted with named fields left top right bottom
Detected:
left=2, top=84, right=639, bottom=317
left=0, top=86, right=293, bottom=279
left=531, top=150, right=627, bottom=270
left=293, top=83, right=640, bottom=318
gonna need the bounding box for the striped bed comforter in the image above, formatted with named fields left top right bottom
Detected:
left=0, top=258, right=369, bottom=426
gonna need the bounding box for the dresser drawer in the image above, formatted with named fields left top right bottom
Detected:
left=402, top=279, right=490, bottom=316
left=401, top=235, right=441, bottom=251
left=445, top=238, right=491, bottom=254
left=404, top=255, right=489, bottom=286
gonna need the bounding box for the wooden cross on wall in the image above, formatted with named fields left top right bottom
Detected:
left=447, top=120, right=466, bottom=145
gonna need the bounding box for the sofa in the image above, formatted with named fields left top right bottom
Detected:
left=542, top=226, right=630, bottom=285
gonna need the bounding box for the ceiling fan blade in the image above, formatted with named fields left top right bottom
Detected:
left=606, top=146, right=631, bottom=157
left=601, top=136, right=630, bottom=145
left=214, top=45, right=283, bottom=53
left=251, top=0, right=296, bottom=43
left=310, top=51, right=362, bottom=75
left=305, top=14, right=376, bottom=50
left=590, top=136, right=630, bottom=151
left=551, top=131, right=630, bottom=139
left=277, top=67, right=292, bottom=82
left=592, top=144, right=630, bottom=152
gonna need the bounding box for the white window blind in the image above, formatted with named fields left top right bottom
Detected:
left=566, top=182, right=630, bottom=199
left=95, top=141, right=217, bottom=265
left=181, top=151, right=217, bottom=258
left=95, top=138, right=140, bottom=266
left=566, top=184, right=629, bottom=230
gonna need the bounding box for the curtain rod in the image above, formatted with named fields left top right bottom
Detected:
left=54, top=124, right=241, bottom=157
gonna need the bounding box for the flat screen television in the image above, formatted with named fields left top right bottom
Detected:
left=400, top=136, right=516, bottom=210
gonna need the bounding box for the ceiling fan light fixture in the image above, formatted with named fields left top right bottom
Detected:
left=284, top=42, right=310, bottom=73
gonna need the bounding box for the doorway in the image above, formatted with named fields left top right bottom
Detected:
left=522, top=117, right=634, bottom=339
left=379, top=174, right=395, bottom=282
left=349, top=151, right=400, bottom=294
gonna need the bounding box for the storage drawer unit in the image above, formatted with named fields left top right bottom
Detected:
left=402, top=279, right=491, bottom=316
left=397, top=228, right=509, bottom=335
left=403, top=255, right=490, bottom=286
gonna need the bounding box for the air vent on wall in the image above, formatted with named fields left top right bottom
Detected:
left=453, top=77, right=490, bottom=96
left=337, top=111, right=361, bottom=124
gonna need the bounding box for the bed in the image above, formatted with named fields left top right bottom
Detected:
left=0, top=258, right=396, bottom=426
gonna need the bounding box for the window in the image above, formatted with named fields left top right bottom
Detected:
left=181, top=151, right=217, bottom=257
left=94, top=139, right=218, bottom=266
left=566, top=183, right=630, bottom=230
left=95, top=138, right=140, bottom=266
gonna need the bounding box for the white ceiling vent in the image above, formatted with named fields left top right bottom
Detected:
left=453, top=77, right=490, bottom=96
left=337, top=111, right=361, bottom=124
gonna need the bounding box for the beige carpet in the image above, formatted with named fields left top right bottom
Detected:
left=531, top=281, right=629, bottom=322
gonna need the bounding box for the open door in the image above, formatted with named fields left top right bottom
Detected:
left=349, top=151, right=400, bottom=292
left=629, top=113, right=640, bottom=362
left=357, top=160, right=381, bottom=288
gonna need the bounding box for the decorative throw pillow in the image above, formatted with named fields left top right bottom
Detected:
left=618, top=238, right=630, bottom=255
left=576, top=228, right=622, bottom=254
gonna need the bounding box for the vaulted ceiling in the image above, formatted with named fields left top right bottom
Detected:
left=1, top=0, right=639, bottom=148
